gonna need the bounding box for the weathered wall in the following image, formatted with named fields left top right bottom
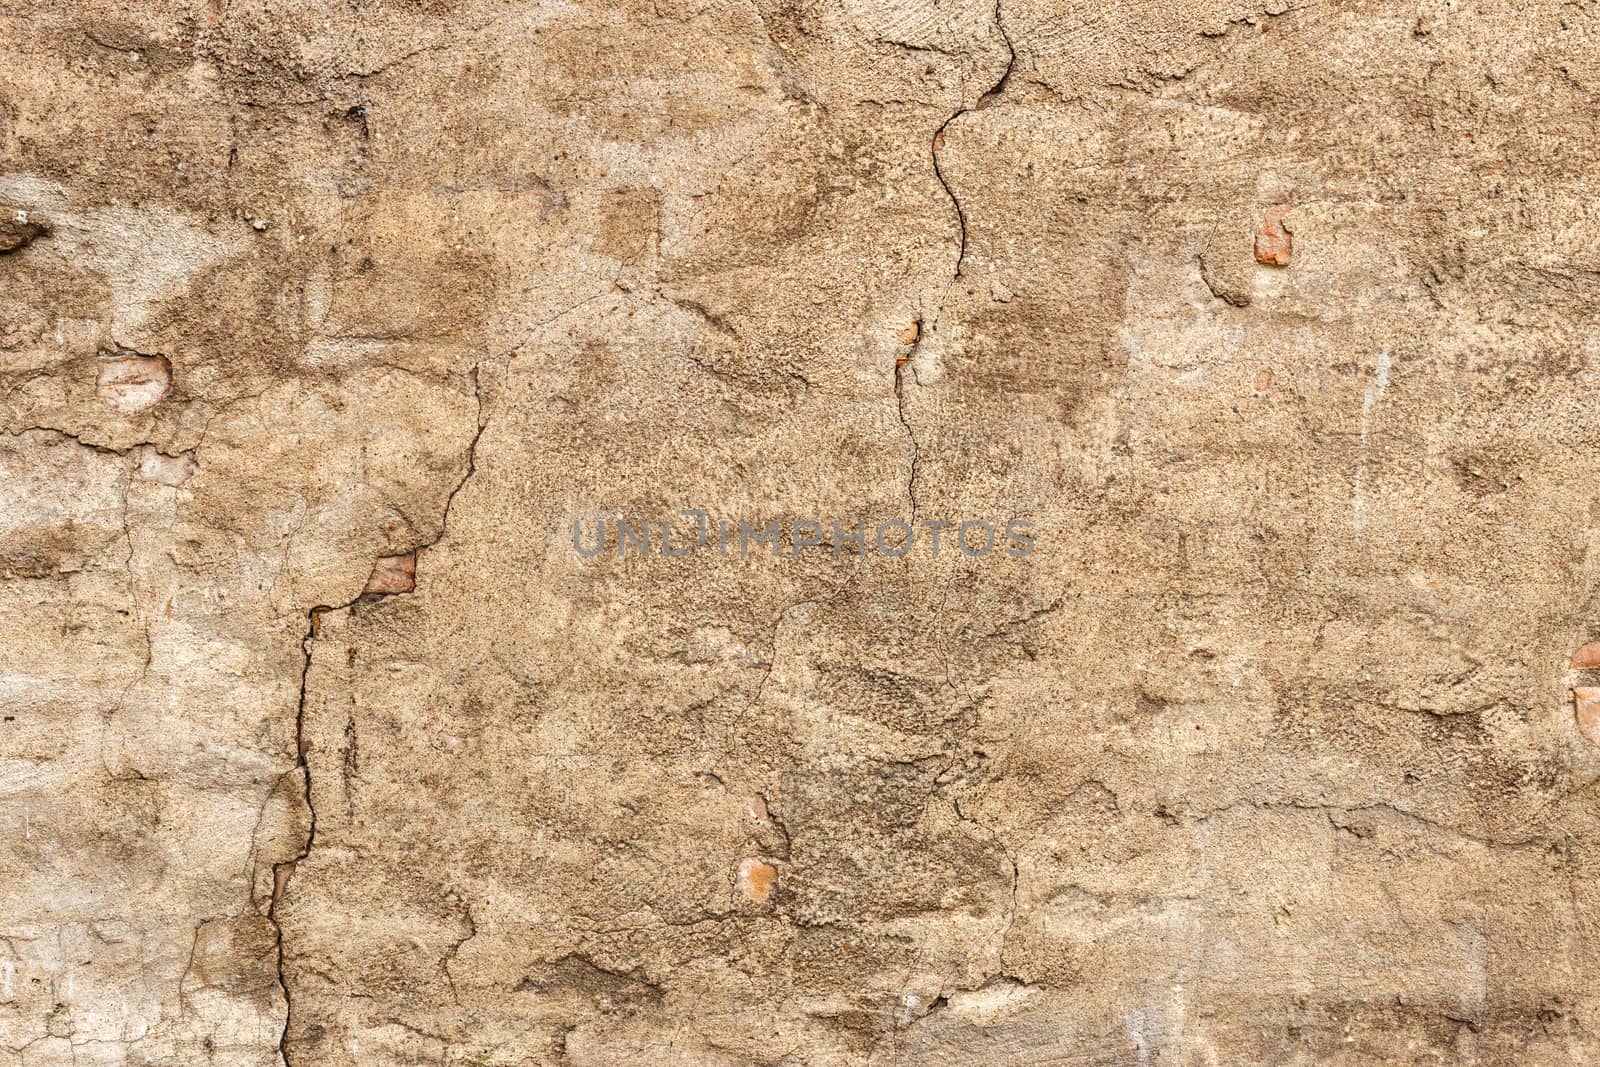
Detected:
left=4, top=0, right=1600, bottom=1063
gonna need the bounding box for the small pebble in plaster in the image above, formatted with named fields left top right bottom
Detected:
left=97, top=352, right=172, bottom=414
left=1254, top=204, right=1292, bottom=267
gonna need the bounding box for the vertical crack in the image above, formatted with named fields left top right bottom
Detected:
left=908, top=2, right=1015, bottom=522
left=415, top=362, right=489, bottom=554
left=953, top=795, right=1022, bottom=975
left=268, top=363, right=489, bottom=1065
left=893, top=322, right=924, bottom=522
left=269, top=607, right=320, bottom=1067
left=930, top=0, right=1016, bottom=280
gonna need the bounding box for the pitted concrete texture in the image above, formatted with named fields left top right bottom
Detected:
left=5, top=0, right=1600, bottom=1064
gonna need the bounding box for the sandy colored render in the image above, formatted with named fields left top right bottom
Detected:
left=5, top=0, right=1600, bottom=1064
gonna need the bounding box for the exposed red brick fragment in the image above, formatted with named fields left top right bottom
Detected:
left=1576, top=687, right=1600, bottom=749
left=737, top=857, right=777, bottom=902
left=1254, top=204, right=1292, bottom=267
left=1571, top=642, right=1600, bottom=669
left=364, top=552, right=417, bottom=595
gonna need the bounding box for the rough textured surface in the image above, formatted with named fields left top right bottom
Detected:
left=5, top=1, right=1600, bottom=1064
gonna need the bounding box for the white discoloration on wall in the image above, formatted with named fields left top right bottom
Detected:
left=1353, top=347, right=1393, bottom=531
left=0, top=174, right=245, bottom=343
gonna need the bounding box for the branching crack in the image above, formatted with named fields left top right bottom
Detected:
left=952, top=795, right=1021, bottom=973
left=883, top=796, right=1030, bottom=1053
left=99, top=463, right=155, bottom=783
left=1192, top=797, right=1548, bottom=851
left=3, top=424, right=189, bottom=459
left=440, top=894, right=478, bottom=1004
